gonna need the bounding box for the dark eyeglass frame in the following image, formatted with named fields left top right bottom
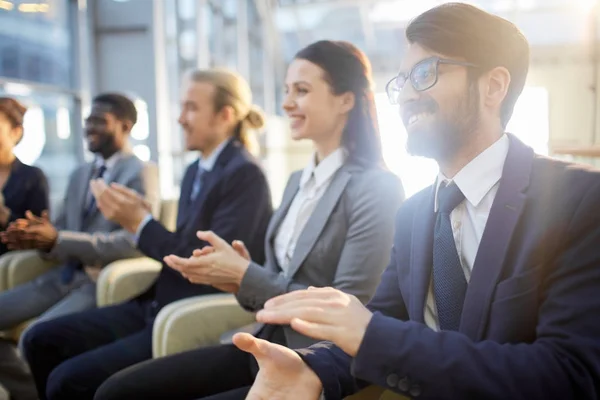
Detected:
left=385, top=56, right=478, bottom=104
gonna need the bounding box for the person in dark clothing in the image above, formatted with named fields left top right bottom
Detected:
left=22, top=68, right=273, bottom=400
left=0, top=97, right=49, bottom=256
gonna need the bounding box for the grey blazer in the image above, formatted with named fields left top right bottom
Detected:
left=235, top=163, right=405, bottom=348
left=45, top=150, right=160, bottom=267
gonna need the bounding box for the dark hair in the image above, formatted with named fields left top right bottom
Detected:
left=406, top=3, right=530, bottom=127
left=92, top=93, right=138, bottom=126
left=0, top=97, right=27, bottom=144
left=294, top=40, right=385, bottom=168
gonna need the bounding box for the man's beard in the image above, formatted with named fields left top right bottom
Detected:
left=89, top=132, right=118, bottom=158
left=406, top=82, right=480, bottom=162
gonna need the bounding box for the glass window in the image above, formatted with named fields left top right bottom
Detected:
left=0, top=0, right=72, bottom=87
left=506, top=87, right=550, bottom=155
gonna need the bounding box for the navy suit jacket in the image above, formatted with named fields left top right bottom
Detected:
left=137, top=140, right=273, bottom=309
left=0, top=158, right=49, bottom=254
left=302, top=135, right=600, bottom=400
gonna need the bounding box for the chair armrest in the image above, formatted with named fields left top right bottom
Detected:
left=0, top=250, right=58, bottom=291
left=152, top=293, right=255, bottom=358
left=96, top=257, right=161, bottom=307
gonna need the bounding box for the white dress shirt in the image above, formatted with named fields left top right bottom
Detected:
left=198, top=138, right=230, bottom=172
left=425, top=134, right=509, bottom=331
left=274, top=148, right=345, bottom=275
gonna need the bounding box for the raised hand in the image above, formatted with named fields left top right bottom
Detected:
left=232, top=240, right=251, bottom=260
left=0, top=218, right=30, bottom=249
left=233, top=333, right=322, bottom=400
left=256, top=287, right=373, bottom=357
left=164, top=231, right=250, bottom=293
left=192, top=240, right=251, bottom=260
left=21, top=210, right=58, bottom=251
left=90, top=180, right=149, bottom=233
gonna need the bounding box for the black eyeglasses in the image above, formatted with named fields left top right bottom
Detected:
left=385, top=56, right=478, bottom=105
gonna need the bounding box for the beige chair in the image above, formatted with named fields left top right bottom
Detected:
left=95, top=198, right=178, bottom=307
left=0, top=194, right=402, bottom=400
left=0, top=199, right=179, bottom=341
left=0, top=250, right=59, bottom=340
left=147, top=295, right=406, bottom=399
left=146, top=293, right=407, bottom=399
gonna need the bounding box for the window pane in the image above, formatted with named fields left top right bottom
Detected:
left=0, top=0, right=72, bottom=87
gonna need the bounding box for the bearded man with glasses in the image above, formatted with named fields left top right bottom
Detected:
left=230, top=3, right=600, bottom=400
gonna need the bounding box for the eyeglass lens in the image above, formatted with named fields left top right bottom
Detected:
left=386, top=58, right=439, bottom=104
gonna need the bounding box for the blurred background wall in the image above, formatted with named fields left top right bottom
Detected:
left=0, top=0, right=598, bottom=209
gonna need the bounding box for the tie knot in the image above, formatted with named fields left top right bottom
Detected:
left=96, top=165, right=107, bottom=179
left=437, top=181, right=464, bottom=214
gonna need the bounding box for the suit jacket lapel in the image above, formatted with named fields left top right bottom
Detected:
left=103, top=153, right=130, bottom=186
left=264, top=173, right=301, bottom=272
left=460, top=134, right=533, bottom=340
left=75, top=163, right=95, bottom=230
left=285, top=166, right=352, bottom=278
left=409, top=185, right=436, bottom=323
left=178, top=139, right=242, bottom=231
left=177, top=160, right=199, bottom=229
left=184, top=167, right=220, bottom=228
left=83, top=152, right=131, bottom=222
left=267, top=172, right=301, bottom=245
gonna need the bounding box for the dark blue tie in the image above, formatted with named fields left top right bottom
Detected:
left=189, top=166, right=206, bottom=202
left=433, top=181, right=467, bottom=331
left=82, top=164, right=107, bottom=220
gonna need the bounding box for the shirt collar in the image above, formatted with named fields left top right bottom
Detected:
left=434, top=134, right=509, bottom=211
left=300, top=148, right=346, bottom=190
left=95, top=151, right=122, bottom=171
left=199, top=139, right=230, bottom=172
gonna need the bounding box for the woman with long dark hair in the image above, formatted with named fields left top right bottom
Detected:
left=95, top=40, right=404, bottom=400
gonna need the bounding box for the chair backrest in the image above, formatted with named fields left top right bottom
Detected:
left=159, top=199, right=178, bottom=232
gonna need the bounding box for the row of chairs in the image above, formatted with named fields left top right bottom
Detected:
left=0, top=199, right=405, bottom=400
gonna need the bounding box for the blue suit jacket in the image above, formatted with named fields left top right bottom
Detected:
left=0, top=158, right=49, bottom=254
left=137, top=140, right=273, bottom=309
left=302, top=135, right=600, bottom=400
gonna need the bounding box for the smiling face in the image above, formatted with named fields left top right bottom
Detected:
left=84, top=102, right=130, bottom=158
left=282, top=58, right=350, bottom=145
left=395, top=43, right=481, bottom=162
left=178, top=80, right=237, bottom=154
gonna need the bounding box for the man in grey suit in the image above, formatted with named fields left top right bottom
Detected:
left=0, top=92, right=160, bottom=333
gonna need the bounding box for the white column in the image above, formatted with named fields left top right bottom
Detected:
left=262, top=9, right=276, bottom=115
left=197, top=0, right=211, bottom=69
left=76, top=0, right=92, bottom=115
left=236, top=0, right=250, bottom=80
left=153, top=0, right=176, bottom=199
